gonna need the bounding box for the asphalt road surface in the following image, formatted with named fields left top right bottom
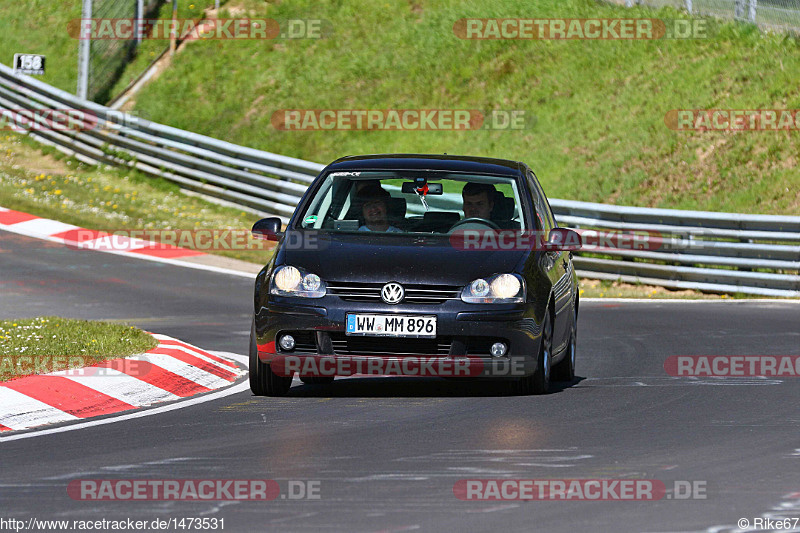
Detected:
left=1, top=231, right=798, bottom=533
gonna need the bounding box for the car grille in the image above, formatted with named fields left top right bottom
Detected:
left=326, top=281, right=462, bottom=304
left=329, top=333, right=452, bottom=356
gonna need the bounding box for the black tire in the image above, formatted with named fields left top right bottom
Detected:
left=249, top=318, right=292, bottom=397
left=552, top=313, right=576, bottom=382
left=300, top=376, right=335, bottom=385
left=511, top=310, right=552, bottom=395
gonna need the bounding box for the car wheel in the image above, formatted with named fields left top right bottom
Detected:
left=512, top=310, right=552, bottom=395
left=300, top=376, right=335, bottom=385
left=552, top=312, right=576, bottom=382
left=249, top=318, right=293, bottom=396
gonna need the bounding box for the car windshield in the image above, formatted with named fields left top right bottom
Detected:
left=295, top=171, right=528, bottom=234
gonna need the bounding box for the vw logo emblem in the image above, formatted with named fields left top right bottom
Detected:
left=381, top=282, right=404, bottom=304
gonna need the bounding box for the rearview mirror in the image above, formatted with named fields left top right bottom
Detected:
left=401, top=182, right=443, bottom=195
left=252, top=217, right=283, bottom=241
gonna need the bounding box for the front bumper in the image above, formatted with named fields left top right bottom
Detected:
left=255, top=295, right=544, bottom=378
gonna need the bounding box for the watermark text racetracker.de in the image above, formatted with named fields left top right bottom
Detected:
left=269, top=354, right=535, bottom=378
left=448, top=228, right=707, bottom=252
left=453, top=18, right=713, bottom=40
left=60, top=228, right=323, bottom=252
left=271, top=109, right=532, bottom=130
left=453, top=479, right=708, bottom=500
left=67, top=479, right=321, bottom=501
left=665, top=109, right=800, bottom=131
left=0, top=109, right=97, bottom=132
left=665, top=355, right=800, bottom=377
left=67, top=18, right=332, bottom=40
left=0, top=356, right=153, bottom=377
left=0, top=108, right=148, bottom=133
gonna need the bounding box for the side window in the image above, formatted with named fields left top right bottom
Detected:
left=527, top=171, right=554, bottom=234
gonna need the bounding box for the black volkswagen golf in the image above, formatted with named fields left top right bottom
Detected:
left=250, top=154, right=581, bottom=396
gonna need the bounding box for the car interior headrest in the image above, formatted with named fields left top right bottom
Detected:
left=387, top=197, right=407, bottom=221
left=422, top=211, right=460, bottom=225
left=491, top=191, right=515, bottom=221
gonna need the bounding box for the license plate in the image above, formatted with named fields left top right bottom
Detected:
left=346, top=314, right=437, bottom=338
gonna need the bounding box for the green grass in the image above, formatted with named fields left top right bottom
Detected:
left=0, top=0, right=218, bottom=102
left=107, top=0, right=224, bottom=102
left=0, top=133, right=275, bottom=264
left=0, top=316, right=157, bottom=381
left=124, top=0, right=800, bottom=215
left=0, top=0, right=81, bottom=94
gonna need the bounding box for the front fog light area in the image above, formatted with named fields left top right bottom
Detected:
left=279, top=334, right=296, bottom=351
left=490, top=342, right=508, bottom=357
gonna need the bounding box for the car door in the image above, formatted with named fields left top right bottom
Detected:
left=527, top=170, right=571, bottom=354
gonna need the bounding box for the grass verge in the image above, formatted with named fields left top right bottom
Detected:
left=0, top=133, right=276, bottom=264
left=578, top=278, right=736, bottom=299
left=0, top=316, right=157, bottom=382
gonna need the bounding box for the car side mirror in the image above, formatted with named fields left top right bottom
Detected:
left=252, top=217, right=283, bottom=241
left=544, top=228, right=582, bottom=252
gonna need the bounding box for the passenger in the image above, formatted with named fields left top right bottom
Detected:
left=356, top=185, right=402, bottom=232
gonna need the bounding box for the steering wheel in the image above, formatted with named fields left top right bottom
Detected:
left=448, top=217, right=501, bottom=232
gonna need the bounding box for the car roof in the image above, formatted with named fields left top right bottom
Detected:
left=325, top=154, right=525, bottom=176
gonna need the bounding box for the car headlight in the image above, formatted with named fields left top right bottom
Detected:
left=270, top=266, right=326, bottom=298
left=462, top=273, right=524, bottom=303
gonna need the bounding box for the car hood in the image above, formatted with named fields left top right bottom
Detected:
left=281, top=232, right=528, bottom=285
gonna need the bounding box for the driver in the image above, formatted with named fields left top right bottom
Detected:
left=356, top=185, right=402, bottom=233
left=462, top=182, right=496, bottom=220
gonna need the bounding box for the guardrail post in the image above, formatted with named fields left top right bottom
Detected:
left=76, top=0, right=92, bottom=99
left=170, top=0, right=178, bottom=55
left=135, top=0, right=144, bottom=44
left=748, top=0, right=758, bottom=22
left=734, top=0, right=745, bottom=19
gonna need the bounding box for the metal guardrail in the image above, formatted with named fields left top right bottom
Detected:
left=1, top=63, right=798, bottom=297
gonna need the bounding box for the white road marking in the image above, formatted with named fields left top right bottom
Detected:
left=0, top=387, right=80, bottom=430
left=54, top=367, right=181, bottom=407
left=125, top=353, right=235, bottom=389
left=582, top=298, right=800, bottom=303
left=6, top=218, right=79, bottom=237
left=149, top=335, right=238, bottom=372
left=0, top=353, right=248, bottom=442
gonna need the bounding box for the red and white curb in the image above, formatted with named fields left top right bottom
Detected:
left=0, top=206, right=204, bottom=260
left=0, top=206, right=255, bottom=278
left=0, top=333, right=245, bottom=432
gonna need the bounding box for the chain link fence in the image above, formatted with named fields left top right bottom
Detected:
left=78, top=0, right=164, bottom=103
left=619, top=0, right=800, bottom=32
